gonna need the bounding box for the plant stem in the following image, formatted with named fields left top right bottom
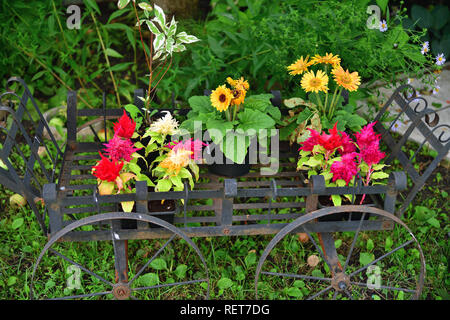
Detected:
left=313, top=92, right=324, bottom=113
left=90, top=12, right=122, bottom=108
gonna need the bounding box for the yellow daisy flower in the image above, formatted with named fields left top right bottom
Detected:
left=332, top=67, right=361, bottom=92
left=227, top=77, right=250, bottom=91
left=230, top=86, right=247, bottom=106
left=311, top=53, right=341, bottom=67
left=287, top=56, right=314, bottom=75
left=210, top=85, right=233, bottom=112
left=300, top=70, right=329, bottom=93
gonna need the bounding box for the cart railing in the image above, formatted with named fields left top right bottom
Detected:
left=373, top=84, right=450, bottom=215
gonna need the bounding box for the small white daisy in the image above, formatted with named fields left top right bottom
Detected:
left=421, top=41, right=429, bottom=55
left=379, top=20, right=388, bottom=32
left=391, top=120, right=403, bottom=132
left=432, top=85, right=440, bottom=95
left=435, top=53, right=446, bottom=66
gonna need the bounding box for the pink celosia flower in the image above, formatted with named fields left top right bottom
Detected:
left=354, top=122, right=380, bottom=151
left=359, top=141, right=385, bottom=166
left=339, top=131, right=356, bottom=155
left=330, top=152, right=359, bottom=184
left=103, top=136, right=141, bottom=162
left=167, top=139, right=208, bottom=161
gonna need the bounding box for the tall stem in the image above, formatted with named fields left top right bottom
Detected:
left=90, top=12, right=121, bottom=108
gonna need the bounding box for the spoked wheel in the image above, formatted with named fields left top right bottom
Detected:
left=255, top=206, right=425, bottom=300
left=31, top=212, right=210, bottom=300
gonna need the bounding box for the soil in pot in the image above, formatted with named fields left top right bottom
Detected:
left=317, top=194, right=373, bottom=222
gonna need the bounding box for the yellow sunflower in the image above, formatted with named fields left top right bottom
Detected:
left=210, top=85, right=233, bottom=112
left=287, top=56, right=314, bottom=75
left=227, top=77, right=250, bottom=90
left=230, top=86, right=247, bottom=106
left=300, top=70, right=329, bottom=93
left=311, top=53, right=341, bottom=67
left=332, top=67, right=361, bottom=92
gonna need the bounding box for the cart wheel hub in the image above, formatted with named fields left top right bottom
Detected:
left=112, top=282, right=131, bottom=300
left=331, top=272, right=351, bottom=292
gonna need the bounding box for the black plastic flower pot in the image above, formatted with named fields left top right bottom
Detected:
left=205, top=142, right=251, bottom=178
left=317, top=195, right=372, bottom=222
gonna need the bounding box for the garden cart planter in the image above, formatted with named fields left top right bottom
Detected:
left=0, top=78, right=448, bottom=300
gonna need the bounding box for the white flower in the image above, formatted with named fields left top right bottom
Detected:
left=435, top=53, right=446, bottom=66
left=391, top=120, right=403, bottom=132
left=149, top=111, right=179, bottom=135
left=421, top=41, right=429, bottom=55
left=379, top=20, right=388, bottom=32
left=432, top=85, right=440, bottom=95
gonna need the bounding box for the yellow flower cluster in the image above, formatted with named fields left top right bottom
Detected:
left=287, top=53, right=360, bottom=93
left=210, top=77, right=249, bottom=112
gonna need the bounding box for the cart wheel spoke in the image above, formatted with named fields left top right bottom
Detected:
left=260, top=271, right=332, bottom=283
left=132, top=279, right=208, bottom=292
left=255, top=206, right=425, bottom=300
left=48, top=248, right=114, bottom=287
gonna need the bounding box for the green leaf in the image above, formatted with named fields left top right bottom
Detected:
left=150, top=258, right=167, bottom=270
left=7, top=276, right=17, bottom=286
left=385, top=236, right=393, bottom=252
left=174, top=264, right=187, bottom=279
left=12, top=218, right=24, bottom=230
left=366, top=238, right=374, bottom=251
left=359, top=252, right=374, bottom=266
left=376, top=0, right=388, bottom=15
left=311, top=269, right=324, bottom=278
left=331, top=194, right=342, bottom=206
left=244, top=252, right=257, bottom=267
left=153, top=33, right=165, bottom=52
left=84, top=0, right=101, bottom=15
left=286, top=287, right=304, bottom=298
left=170, top=175, right=183, bottom=189
left=188, top=96, right=213, bottom=113
left=117, top=0, right=130, bottom=10
left=237, top=108, right=275, bottom=131
left=217, top=277, right=233, bottom=290
left=105, top=48, right=123, bottom=58
left=138, top=2, right=153, bottom=11
left=146, top=20, right=161, bottom=35
left=137, top=273, right=159, bottom=286
left=206, top=119, right=234, bottom=144
left=153, top=4, right=166, bottom=30
left=411, top=5, right=433, bottom=29
left=156, top=179, right=172, bottom=192
left=427, top=217, right=440, bottom=228
left=109, top=62, right=133, bottom=72
left=371, top=172, right=389, bottom=180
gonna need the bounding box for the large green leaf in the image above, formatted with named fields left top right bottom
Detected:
left=411, top=5, right=433, bottom=29
left=206, top=119, right=234, bottom=144
left=188, top=96, right=214, bottom=113
left=237, top=108, right=275, bottom=132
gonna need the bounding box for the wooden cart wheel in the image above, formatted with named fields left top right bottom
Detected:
left=30, top=212, right=210, bottom=300
left=255, top=206, right=425, bottom=300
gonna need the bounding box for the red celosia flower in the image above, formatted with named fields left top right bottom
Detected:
left=299, top=128, right=321, bottom=152
left=92, top=153, right=124, bottom=182
left=359, top=141, right=385, bottom=166
left=299, top=123, right=343, bottom=153
left=103, top=136, right=141, bottom=162
left=113, top=110, right=136, bottom=139
left=318, top=123, right=343, bottom=152
left=339, top=131, right=356, bottom=155
left=167, top=138, right=208, bottom=161
left=330, top=152, right=359, bottom=184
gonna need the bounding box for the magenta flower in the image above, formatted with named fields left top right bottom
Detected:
left=339, top=131, right=356, bottom=155
left=167, top=139, right=208, bottom=161
left=354, top=122, right=380, bottom=151
left=359, top=141, right=385, bottom=166
left=299, top=128, right=321, bottom=152
left=330, top=152, right=359, bottom=185
left=103, top=136, right=141, bottom=162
